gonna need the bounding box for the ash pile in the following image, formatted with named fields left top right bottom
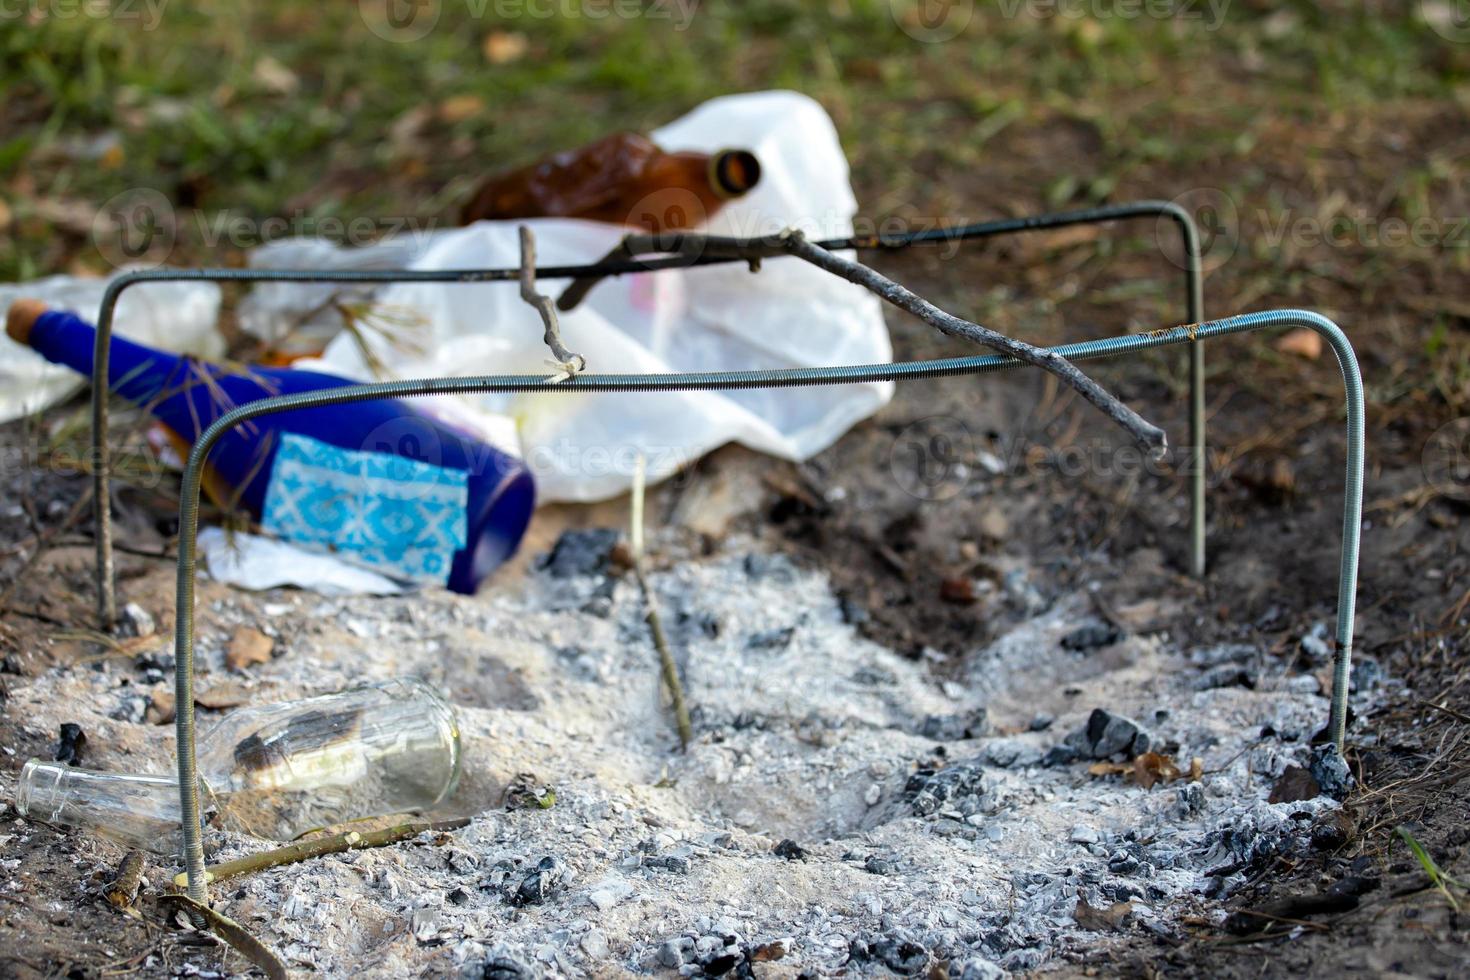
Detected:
left=3, top=528, right=1380, bottom=977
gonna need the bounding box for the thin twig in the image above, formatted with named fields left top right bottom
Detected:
left=1417, top=698, right=1470, bottom=726
left=556, top=229, right=1167, bottom=454
left=781, top=230, right=1165, bottom=454
left=156, top=894, right=288, bottom=980
left=519, top=225, right=586, bottom=378
left=103, top=850, right=146, bottom=913
left=172, top=817, right=469, bottom=888
left=630, top=454, right=693, bottom=749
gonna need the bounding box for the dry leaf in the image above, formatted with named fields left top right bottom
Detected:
left=226, top=627, right=273, bottom=671
left=1134, top=751, right=1189, bottom=790
left=389, top=105, right=434, bottom=150
left=1275, top=327, right=1322, bottom=360
left=1268, top=764, right=1321, bottom=804
left=437, top=95, right=485, bottom=123
left=483, top=31, right=528, bottom=64
left=1074, top=896, right=1133, bottom=931
left=251, top=56, right=300, bottom=96
left=1091, top=752, right=1199, bottom=789
left=147, top=689, right=175, bottom=725
left=195, top=681, right=252, bottom=709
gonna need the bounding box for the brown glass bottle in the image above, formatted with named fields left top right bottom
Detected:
left=460, top=132, right=761, bottom=234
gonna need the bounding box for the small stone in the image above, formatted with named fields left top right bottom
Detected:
left=862, top=935, right=929, bottom=976
left=838, top=595, right=870, bottom=625
left=540, top=528, right=620, bottom=579
left=864, top=783, right=883, bottom=806
left=981, top=738, right=1041, bottom=769
left=580, top=929, right=609, bottom=960
left=919, top=708, right=987, bottom=741
left=481, top=950, right=539, bottom=980
left=864, top=854, right=894, bottom=875
left=1308, top=746, right=1352, bottom=801
left=447, top=887, right=471, bottom=906
left=1175, top=782, right=1205, bottom=818
left=955, top=959, right=1006, bottom=980
left=703, top=952, right=740, bottom=976
left=1108, top=849, right=1140, bottom=874
left=650, top=846, right=693, bottom=874
left=225, top=627, right=273, bottom=671
left=773, top=839, right=807, bottom=861
left=135, top=649, right=174, bottom=673
left=116, top=602, right=155, bottom=639
left=108, top=695, right=149, bottom=724
left=55, top=723, right=86, bottom=765
left=1192, top=664, right=1257, bottom=690
left=509, top=856, right=563, bottom=907
left=904, top=763, right=985, bottom=816
left=657, top=939, right=689, bottom=968
left=585, top=876, right=631, bottom=910
left=742, top=552, right=796, bottom=583
left=1350, top=658, right=1382, bottom=693
left=1029, top=713, right=1054, bottom=732
left=1070, top=824, right=1100, bottom=845
left=749, top=939, right=787, bottom=962
left=1066, top=708, right=1153, bottom=760
left=411, top=908, right=441, bottom=944
left=1061, top=622, right=1123, bottom=651
left=1300, top=622, right=1332, bottom=662
left=1042, top=744, right=1079, bottom=767
left=746, top=627, right=794, bottom=651
left=977, top=507, right=1009, bottom=540
left=1003, top=569, right=1047, bottom=615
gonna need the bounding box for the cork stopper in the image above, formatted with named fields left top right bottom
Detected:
left=5, top=299, right=48, bottom=347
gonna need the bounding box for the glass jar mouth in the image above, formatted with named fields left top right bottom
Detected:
left=16, top=758, right=64, bottom=821
left=416, top=682, right=463, bottom=807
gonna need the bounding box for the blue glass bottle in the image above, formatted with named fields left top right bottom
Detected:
left=11, top=305, right=534, bottom=593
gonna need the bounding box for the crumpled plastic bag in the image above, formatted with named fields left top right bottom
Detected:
left=0, top=271, right=223, bottom=423
left=240, top=90, right=892, bottom=502
left=199, top=527, right=411, bottom=596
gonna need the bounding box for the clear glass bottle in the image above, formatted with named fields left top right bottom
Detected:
left=16, top=678, right=461, bottom=853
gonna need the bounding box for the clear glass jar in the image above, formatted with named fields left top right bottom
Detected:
left=16, top=678, right=461, bottom=853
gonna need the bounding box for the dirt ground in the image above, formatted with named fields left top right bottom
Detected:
left=5, top=9, right=1470, bottom=975
left=3, top=223, right=1469, bottom=976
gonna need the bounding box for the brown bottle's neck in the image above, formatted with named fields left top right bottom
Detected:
left=705, top=148, right=761, bottom=201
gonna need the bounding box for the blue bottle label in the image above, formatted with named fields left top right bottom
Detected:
left=262, top=433, right=468, bottom=585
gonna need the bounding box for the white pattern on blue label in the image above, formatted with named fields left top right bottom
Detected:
left=262, top=433, right=468, bottom=585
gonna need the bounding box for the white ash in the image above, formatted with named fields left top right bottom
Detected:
left=0, top=538, right=1366, bottom=977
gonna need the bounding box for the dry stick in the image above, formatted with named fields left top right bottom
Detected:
left=104, top=849, right=146, bottom=911
left=629, top=455, right=693, bottom=749
left=172, top=817, right=470, bottom=888
left=156, top=894, right=288, bottom=980
left=555, top=230, right=1167, bottom=455
left=518, top=225, right=586, bottom=375
left=782, top=230, right=1165, bottom=454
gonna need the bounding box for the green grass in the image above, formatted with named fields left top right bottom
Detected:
left=1, top=1, right=1466, bottom=282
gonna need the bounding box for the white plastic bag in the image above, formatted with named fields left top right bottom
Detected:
left=0, top=271, right=223, bottom=423
left=242, top=91, right=892, bottom=502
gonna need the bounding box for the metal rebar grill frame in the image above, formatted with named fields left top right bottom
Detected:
left=75, top=203, right=1365, bottom=903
